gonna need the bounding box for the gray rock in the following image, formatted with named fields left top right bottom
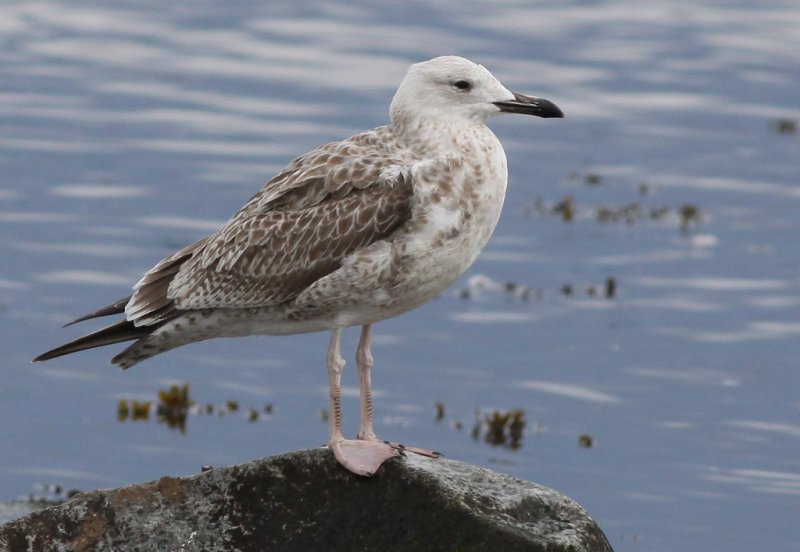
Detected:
left=0, top=448, right=613, bottom=552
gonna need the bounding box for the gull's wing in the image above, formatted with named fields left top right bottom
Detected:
left=126, top=130, right=413, bottom=326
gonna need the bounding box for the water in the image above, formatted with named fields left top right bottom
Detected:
left=1, top=1, right=799, bottom=550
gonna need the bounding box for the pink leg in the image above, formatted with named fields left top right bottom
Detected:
left=327, top=328, right=347, bottom=447
left=356, top=324, right=377, bottom=441
left=326, top=328, right=399, bottom=477
left=355, top=324, right=442, bottom=459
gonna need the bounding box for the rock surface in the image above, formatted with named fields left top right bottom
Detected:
left=0, top=448, right=613, bottom=552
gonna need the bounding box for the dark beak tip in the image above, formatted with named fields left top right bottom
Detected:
left=494, top=94, right=564, bottom=119
left=544, top=104, right=565, bottom=119
left=529, top=97, right=564, bottom=119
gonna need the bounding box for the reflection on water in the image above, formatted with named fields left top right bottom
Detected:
left=704, top=467, right=800, bottom=496
left=0, top=211, right=77, bottom=223
left=2, top=1, right=799, bottom=550
left=50, top=185, right=147, bottom=199
left=19, top=241, right=147, bottom=258
left=725, top=420, right=800, bottom=440
left=658, top=320, right=800, bottom=343
left=517, top=380, right=621, bottom=405
left=632, top=276, right=789, bottom=291
left=139, top=215, right=225, bottom=232
left=34, top=270, right=132, bottom=286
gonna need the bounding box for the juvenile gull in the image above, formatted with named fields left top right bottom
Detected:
left=34, top=56, right=563, bottom=476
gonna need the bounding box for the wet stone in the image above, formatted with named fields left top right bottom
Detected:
left=0, top=448, right=613, bottom=552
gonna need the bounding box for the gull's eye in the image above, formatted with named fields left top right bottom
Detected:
left=453, top=80, right=472, bottom=91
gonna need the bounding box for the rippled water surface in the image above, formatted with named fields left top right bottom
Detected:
left=2, top=1, right=799, bottom=550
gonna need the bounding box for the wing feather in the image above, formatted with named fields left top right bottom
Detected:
left=125, top=127, right=413, bottom=324
left=168, top=178, right=412, bottom=310
left=125, top=237, right=211, bottom=325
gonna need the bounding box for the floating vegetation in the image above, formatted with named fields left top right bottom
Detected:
left=564, top=199, right=695, bottom=230
left=157, top=384, right=193, bottom=433
left=770, top=117, right=797, bottom=135
left=597, top=202, right=641, bottom=224
left=649, top=206, right=669, bottom=220
left=320, top=408, right=329, bottom=422
left=117, top=385, right=272, bottom=432
left=118, top=400, right=152, bottom=422
left=605, top=277, right=616, bottom=298
left=552, top=195, right=575, bottom=222
left=678, top=203, right=701, bottom=233
left=578, top=434, right=594, bottom=448
left=501, top=281, right=538, bottom=302
left=159, top=384, right=191, bottom=411
left=458, top=274, right=617, bottom=302
left=563, top=171, right=602, bottom=187
left=586, top=278, right=618, bottom=298
left=435, top=401, right=445, bottom=422
left=473, top=408, right=525, bottom=450
left=459, top=274, right=541, bottom=302
left=527, top=172, right=703, bottom=233
left=595, top=202, right=673, bottom=225
left=530, top=195, right=700, bottom=229
left=117, top=400, right=129, bottom=421
left=584, top=173, right=602, bottom=186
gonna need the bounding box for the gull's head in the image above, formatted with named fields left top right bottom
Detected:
left=390, top=55, right=563, bottom=126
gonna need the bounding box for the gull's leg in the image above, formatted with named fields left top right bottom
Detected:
left=356, top=324, right=377, bottom=441
left=326, top=328, right=399, bottom=477
left=327, top=328, right=347, bottom=448
left=355, top=324, right=442, bottom=460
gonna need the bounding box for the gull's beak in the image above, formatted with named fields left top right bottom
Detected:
left=493, top=92, right=564, bottom=118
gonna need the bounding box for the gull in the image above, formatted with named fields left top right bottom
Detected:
left=34, top=56, right=563, bottom=476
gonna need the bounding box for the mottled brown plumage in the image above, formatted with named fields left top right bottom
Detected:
left=34, top=56, right=563, bottom=476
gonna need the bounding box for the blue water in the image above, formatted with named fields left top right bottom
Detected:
left=2, top=1, right=799, bottom=550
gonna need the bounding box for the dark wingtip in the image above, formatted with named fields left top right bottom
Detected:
left=33, top=319, right=151, bottom=364
left=63, top=296, right=131, bottom=327
left=33, top=343, right=79, bottom=363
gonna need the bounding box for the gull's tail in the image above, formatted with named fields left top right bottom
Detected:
left=33, top=296, right=154, bottom=363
